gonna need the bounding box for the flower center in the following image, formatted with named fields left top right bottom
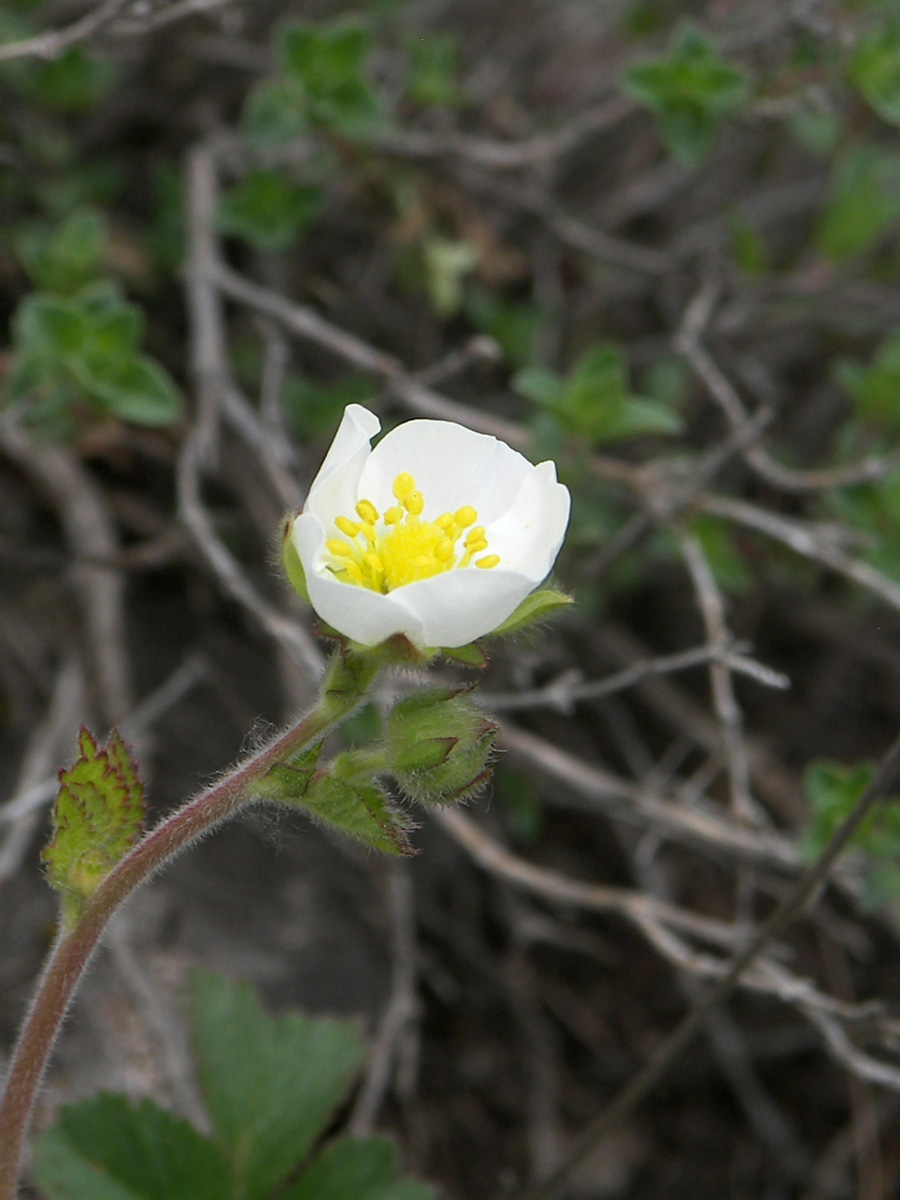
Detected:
left=325, top=472, right=500, bottom=593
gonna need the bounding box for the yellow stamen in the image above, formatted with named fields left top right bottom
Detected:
left=324, top=471, right=498, bottom=594
left=393, top=473, right=415, bottom=500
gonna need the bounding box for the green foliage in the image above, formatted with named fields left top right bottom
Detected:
left=848, top=18, right=900, bottom=126
left=243, top=20, right=383, bottom=145
left=1, top=44, right=118, bottom=112
left=32, top=1095, right=231, bottom=1200
left=281, top=371, right=376, bottom=440
left=815, top=144, right=900, bottom=260
left=6, top=282, right=183, bottom=435
left=464, top=286, right=547, bottom=368
left=282, top=1136, right=433, bottom=1200
left=42, top=729, right=145, bottom=926
left=14, top=207, right=107, bottom=294
left=514, top=342, right=683, bottom=445
left=835, top=330, right=900, bottom=434
left=404, top=33, right=464, bottom=107
left=32, top=973, right=434, bottom=1200
left=620, top=22, right=752, bottom=167
left=217, top=170, right=324, bottom=253
left=803, top=759, right=900, bottom=910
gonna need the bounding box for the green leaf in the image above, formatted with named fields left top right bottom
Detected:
left=848, top=18, right=900, bottom=126
left=2, top=45, right=118, bottom=112
left=217, top=170, right=323, bottom=253
left=815, top=144, right=900, bottom=260
left=42, top=728, right=145, bottom=925
left=620, top=22, right=751, bottom=166
left=281, top=1136, right=435, bottom=1200
left=32, top=1094, right=231, bottom=1200
left=243, top=19, right=382, bottom=145
left=75, top=354, right=183, bottom=427
left=489, top=588, right=574, bottom=637
left=835, top=331, right=900, bottom=434
left=15, top=208, right=108, bottom=294
left=512, top=366, right=566, bottom=410
left=404, top=33, right=463, bottom=107
left=517, top=344, right=682, bottom=444
left=301, top=758, right=416, bottom=854
left=189, top=972, right=367, bottom=1200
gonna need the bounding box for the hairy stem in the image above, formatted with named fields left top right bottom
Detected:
left=0, top=650, right=375, bottom=1199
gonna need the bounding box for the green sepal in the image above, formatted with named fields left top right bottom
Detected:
left=281, top=513, right=309, bottom=602
left=255, top=743, right=323, bottom=802
left=43, top=728, right=146, bottom=927
left=386, top=684, right=498, bottom=805
left=489, top=588, right=574, bottom=638
left=301, top=755, right=416, bottom=856
left=440, top=642, right=487, bottom=668
left=391, top=736, right=458, bottom=774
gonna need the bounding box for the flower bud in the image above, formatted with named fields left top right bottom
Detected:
left=386, top=684, right=498, bottom=804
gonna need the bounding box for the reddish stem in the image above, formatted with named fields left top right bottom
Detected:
left=0, top=701, right=338, bottom=1198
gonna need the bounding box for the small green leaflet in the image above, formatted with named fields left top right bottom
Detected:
left=43, top=727, right=145, bottom=923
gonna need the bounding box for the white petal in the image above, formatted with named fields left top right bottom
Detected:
left=292, top=512, right=426, bottom=646
left=357, top=419, right=532, bottom=522
left=388, top=567, right=540, bottom=647
left=304, top=404, right=380, bottom=532
left=485, top=460, right=571, bottom=579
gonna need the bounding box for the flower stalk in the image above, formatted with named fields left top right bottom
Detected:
left=0, top=649, right=379, bottom=1200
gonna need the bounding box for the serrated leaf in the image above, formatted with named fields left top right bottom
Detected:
left=189, top=972, right=366, bottom=1200
left=281, top=1136, right=435, bottom=1200
left=43, top=728, right=145, bottom=924
left=31, top=1094, right=231, bottom=1200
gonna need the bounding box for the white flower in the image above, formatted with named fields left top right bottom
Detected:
left=290, top=404, right=570, bottom=648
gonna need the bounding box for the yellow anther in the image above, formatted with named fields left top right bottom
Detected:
left=393, top=473, right=415, bottom=500
left=335, top=516, right=359, bottom=538
left=328, top=472, right=495, bottom=594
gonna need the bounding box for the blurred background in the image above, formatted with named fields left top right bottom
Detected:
left=5, top=1, right=900, bottom=1196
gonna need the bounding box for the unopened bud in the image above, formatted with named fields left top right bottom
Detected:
left=387, top=684, right=498, bottom=804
